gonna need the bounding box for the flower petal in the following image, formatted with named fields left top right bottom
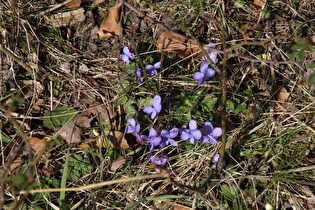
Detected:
left=145, top=64, right=153, bottom=71
left=150, top=110, right=157, bottom=119
left=189, top=120, right=198, bottom=130
left=191, top=129, right=202, bottom=140
left=154, top=62, right=161, bottom=69
left=149, top=127, right=158, bottom=137
left=200, top=62, right=209, bottom=72
left=203, top=68, right=215, bottom=78
left=143, top=106, right=154, bottom=114
left=126, top=126, right=135, bottom=134
left=123, top=46, right=130, bottom=54
left=180, top=132, right=190, bottom=141
left=193, top=72, right=205, bottom=85
left=169, top=128, right=179, bottom=138
left=127, top=118, right=136, bottom=127
left=141, top=135, right=150, bottom=142
left=210, top=53, right=217, bottom=64
left=199, top=136, right=210, bottom=143
left=214, top=154, right=220, bottom=162
left=212, top=127, right=222, bottom=138
left=168, top=139, right=178, bottom=146
left=202, top=122, right=213, bottom=135
left=189, top=137, right=196, bottom=145
left=209, top=136, right=218, bottom=145
left=152, top=95, right=162, bottom=113
left=161, top=130, right=170, bottom=138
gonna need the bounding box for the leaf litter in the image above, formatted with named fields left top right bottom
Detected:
left=1, top=0, right=315, bottom=209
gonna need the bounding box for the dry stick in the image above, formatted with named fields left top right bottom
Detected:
left=36, top=0, right=75, bottom=16
left=20, top=173, right=169, bottom=194
left=0, top=44, right=34, bottom=75
left=218, top=26, right=227, bottom=170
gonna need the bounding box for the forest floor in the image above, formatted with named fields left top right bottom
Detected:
left=1, top=0, right=315, bottom=209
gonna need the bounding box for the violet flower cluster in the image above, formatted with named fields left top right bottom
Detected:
left=193, top=43, right=217, bottom=85
left=121, top=46, right=223, bottom=172
left=125, top=95, right=223, bottom=172
left=120, top=46, right=161, bottom=84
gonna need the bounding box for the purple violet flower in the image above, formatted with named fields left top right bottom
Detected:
left=200, top=122, right=222, bottom=144
left=141, top=127, right=161, bottom=151
left=120, top=46, right=135, bottom=65
left=151, top=154, right=167, bottom=165
left=180, top=120, right=202, bottom=145
left=160, top=128, right=179, bottom=147
left=211, top=153, right=226, bottom=168
left=126, top=118, right=141, bottom=141
left=143, top=95, right=162, bottom=120
left=145, top=62, right=161, bottom=76
left=202, top=42, right=217, bottom=64
left=135, top=68, right=144, bottom=84
left=193, top=62, right=215, bottom=85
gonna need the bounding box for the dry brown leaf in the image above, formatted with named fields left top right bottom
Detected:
left=63, top=0, right=82, bottom=8
left=28, top=137, right=48, bottom=154
left=98, top=2, right=122, bottom=38
left=92, top=131, right=130, bottom=149
left=252, top=0, right=267, bottom=11
left=155, top=32, right=202, bottom=59
left=106, top=131, right=130, bottom=149
left=49, top=8, right=85, bottom=28
left=53, top=114, right=92, bottom=144
left=275, top=87, right=291, bottom=103
left=110, top=156, right=126, bottom=171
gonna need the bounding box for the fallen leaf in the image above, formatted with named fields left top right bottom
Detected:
left=81, top=131, right=130, bottom=150
left=62, top=0, right=81, bottom=8
left=98, top=2, right=122, bottom=38
left=28, top=137, right=48, bottom=154
left=53, top=114, right=92, bottom=144
left=110, top=156, right=126, bottom=171
left=106, top=131, right=130, bottom=149
left=49, top=8, right=85, bottom=28
left=155, top=32, right=202, bottom=60
left=275, top=87, right=291, bottom=103
left=252, top=0, right=267, bottom=11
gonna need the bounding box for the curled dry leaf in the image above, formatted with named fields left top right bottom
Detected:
left=53, top=115, right=93, bottom=144
left=98, top=2, right=122, bottom=38
left=62, top=0, right=82, bottom=9
left=275, top=87, right=292, bottom=103
left=49, top=8, right=85, bottom=28
left=28, top=137, right=48, bottom=154
left=81, top=131, right=130, bottom=150
left=110, top=156, right=126, bottom=172
left=155, top=32, right=202, bottom=60
left=252, top=0, right=267, bottom=11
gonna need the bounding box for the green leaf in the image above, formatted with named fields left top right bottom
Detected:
left=221, top=184, right=239, bottom=201
left=43, top=106, right=77, bottom=129
left=308, top=63, right=315, bottom=68
left=226, top=100, right=235, bottom=111
left=243, top=88, right=252, bottom=96
left=297, top=50, right=306, bottom=60
left=116, top=95, right=128, bottom=106
left=308, top=72, right=315, bottom=85
left=289, top=51, right=299, bottom=60
left=234, top=102, right=247, bottom=115
left=202, top=97, right=218, bottom=112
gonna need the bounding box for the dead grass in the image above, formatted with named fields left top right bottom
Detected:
left=0, top=0, right=315, bottom=209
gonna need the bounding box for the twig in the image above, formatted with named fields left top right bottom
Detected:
left=0, top=44, right=34, bottom=74
left=218, top=25, right=227, bottom=170
left=36, top=0, right=75, bottom=16
left=19, top=173, right=169, bottom=194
